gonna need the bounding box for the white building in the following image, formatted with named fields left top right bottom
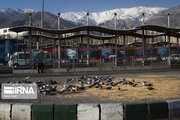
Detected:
left=0, top=27, right=28, bottom=39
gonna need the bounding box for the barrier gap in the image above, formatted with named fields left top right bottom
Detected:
left=98, top=104, right=101, bottom=120
left=31, top=104, right=32, bottom=120
left=10, top=104, right=12, bottom=120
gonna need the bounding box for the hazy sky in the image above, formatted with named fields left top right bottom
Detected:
left=1, top=0, right=180, bottom=13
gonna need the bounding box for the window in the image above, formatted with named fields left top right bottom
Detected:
left=19, top=54, right=30, bottom=59
left=3, top=30, right=7, bottom=33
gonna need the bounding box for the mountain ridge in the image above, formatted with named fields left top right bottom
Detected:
left=61, top=6, right=167, bottom=25
left=0, top=8, right=76, bottom=29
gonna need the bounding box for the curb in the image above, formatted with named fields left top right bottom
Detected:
left=0, top=100, right=180, bottom=120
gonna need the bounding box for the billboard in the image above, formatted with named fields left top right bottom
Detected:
left=102, top=48, right=112, bottom=59
left=66, top=49, right=77, bottom=59
left=158, top=47, right=167, bottom=57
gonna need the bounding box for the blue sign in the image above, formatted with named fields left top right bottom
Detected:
left=102, top=48, right=112, bottom=59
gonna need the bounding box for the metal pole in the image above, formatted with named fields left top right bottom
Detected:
left=142, top=13, right=145, bottom=25
left=29, top=13, right=32, bottom=26
left=165, top=35, right=167, bottom=47
left=114, top=13, right=117, bottom=29
left=58, top=13, right=61, bottom=68
left=123, top=35, right=126, bottom=63
left=177, top=37, right=179, bottom=46
left=134, top=37, right=137, bottom=62
left=86, top=12, right=89, bottom=26
left=29, top=29, right=32, bottom=68
left=167, top=13, right=170, bottom=27
left=114, top=13, right=117, bottom=67
left=168, top=33, right=171, bottom=65
left=16, top=33, right=19, bottom=52
left=41, top=0, right=44, bottom=28
left=87, top=30, right=90, bottom=66
left=58, top=13, right=60, bottom=30
left=142, top=29, right=146, bottom=65
left=80, top=36, right=83, bottom=59
left=115, top=36, right=117, bottom=67
left=40, top=0, right=44, bottom=51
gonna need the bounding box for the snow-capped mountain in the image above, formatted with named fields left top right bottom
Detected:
left=0, top=8, right=76, bottom=29
left=61, top=6, right=167, bottom=25
left=0, top=8, right=37, bottom=14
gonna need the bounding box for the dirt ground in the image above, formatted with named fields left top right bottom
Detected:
left=57, top=74, right=180, bottom=102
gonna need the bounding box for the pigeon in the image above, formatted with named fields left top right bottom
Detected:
left=99, top=85, right=102, bottom=89
left=50, top=80, right=57, bottom=85
left=58, top=88, right=66, bottom=94
left=51, top=86, right=57, bottom=92
left=142, top=81, right=147, bottom=86
left=147, top=87, right=154, bottom=90
left=117, top=87, right=121, bottom=90
left=67, top=78, right=75, bottom=83
left=106, top=87, right=112, bottom=90
left=146, top=83, right=153, bottom=87
left=129, top=82, right=133, bottom=85
left=95, top=84, right=99, bottom=88
left=132, top=84, right=137, bottom=87
left=105, top=82, right=109, bottom=86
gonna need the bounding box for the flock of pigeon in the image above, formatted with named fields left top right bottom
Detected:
left=38, top=75, right=155, bottom=95
left=0, top=76, right=155, bottom=96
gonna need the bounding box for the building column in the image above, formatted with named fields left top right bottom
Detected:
left=168, top=33, right=171, bottom=65
left=29, top=29, right=32, bottom=67
left=123, top=35, right=126, bottom=63
left=58, top=34, right=61, bottom=68
left=142, top=29, right=146, bottom=65
left=80, top=36, right=83, bottom=59
left=87, top=30, right=90, bottom=66
left=115, top=35, right=118, bottom=67
left=177, top=37, right=179, bottom=46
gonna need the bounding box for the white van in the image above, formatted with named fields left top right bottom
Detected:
left=8, top=50, right=53, bottom=68
left=8, top=52, right=31, bottom=68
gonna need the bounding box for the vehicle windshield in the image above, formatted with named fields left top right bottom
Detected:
left=19, top=54, right=30, bottom=59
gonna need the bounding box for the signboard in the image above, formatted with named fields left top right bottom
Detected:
left=66, top=49, right=77, bottom=59
left=158, top=47, right=167, bottom=57
left=102, top=48, right=112, bottom=59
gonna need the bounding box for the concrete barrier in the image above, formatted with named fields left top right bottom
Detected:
left=0, top=103, right=11, bottom=120
left=124, top=103, right=147, bottom=120
left=101, top=103, right=123, bottom=120
left=32, top=104, right=53, bottom=120
left=12, top=104, right=31, bottom=120
left=148, top=102, right=169, bottom=119
left=0, top=100, right=180, bottom=120
left=77, top=104, right=99, bottom=120
left=167, top=99, right=180, bottom=118
left=54, top=104, right=77, bottom=120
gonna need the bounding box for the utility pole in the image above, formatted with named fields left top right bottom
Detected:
left=167, top=13, right=170, bottom=27
left=58, top=13, right=61, bottom=68
left=86, top=12, right=89, bottom=26
left=142, top=13, right=146, bottom=65
left=114, top=13, right=117, bottom=29
left=114, top=13, right=117, bottom=67
left=167, top=13, right=171, bottom=65
left=40, top=0, right=44, bottom=51
left=29, top=13, right=32, bottom=26
left=41, top=0, right=44, bottom=28
left=86, top=12, right=90, bottom=66
left=142, top=13, right=145, bottom=25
